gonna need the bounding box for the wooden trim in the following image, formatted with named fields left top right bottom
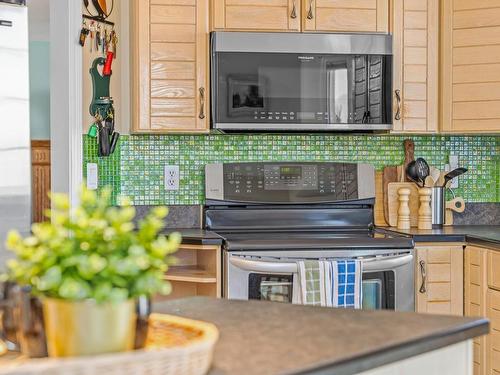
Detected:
left=376, top=0, right=389, bottom=32
left=427, top=0, right=439, bottom=132
left=196, top=0, right=210, bottom=132
left=450, top=247, right=464, bottom=314
left=440, top=0, right=453, bottom=132
left=31, top=140, right=50, bottom=148
left=391, top=0, right=403, bottom=132
left=131, top=0, right=150, bottom=132
left=211, top=0, right=226, bottom=30
left=178, top=244, right=221, bottom=252
left=415, top=242, right=466, bottom=247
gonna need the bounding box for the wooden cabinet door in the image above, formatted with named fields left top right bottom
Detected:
left=465, top=246, right=488, bottom=375
left=415, top=245, right=463, bottom=316
left=487, top=288, right=500, bottom=374
left=211, top=0, right=300, bottom=31
left=302, top=0, right=389, bottom=32
left=441, top=0, right=500, bottom=133
left=131, top=0, right=209, bottom=133
left=392, top=0, right=438, bottom=133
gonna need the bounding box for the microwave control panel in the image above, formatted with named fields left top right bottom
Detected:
left=205, top=162, right=375, bottom=203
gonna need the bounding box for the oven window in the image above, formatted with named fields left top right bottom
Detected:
left=362, top=271, right=395, bottom=310
left=248, top=274, right=293, bottom=303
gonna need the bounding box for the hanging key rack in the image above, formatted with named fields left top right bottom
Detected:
left=82, top=14, right=114, bottom=27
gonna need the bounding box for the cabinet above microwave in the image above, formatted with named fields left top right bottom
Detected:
left=211, top=32, right=393, bottom=132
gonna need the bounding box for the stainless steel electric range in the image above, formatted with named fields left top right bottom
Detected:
left=204, top=162, right=415, bottom=311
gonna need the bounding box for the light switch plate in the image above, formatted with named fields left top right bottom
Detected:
left=449, top=154, right=459, bottom=188
left=165, top=165, right=180, bottom=191
left=87, top=163, right=98, bottom=190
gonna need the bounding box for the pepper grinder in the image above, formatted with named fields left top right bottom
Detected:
left=418, top=187, right=432, bottom=230
left=397, top=188, right=411, bottom=230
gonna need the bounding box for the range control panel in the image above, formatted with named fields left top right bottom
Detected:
left=205, top=162, right=375, bottom=204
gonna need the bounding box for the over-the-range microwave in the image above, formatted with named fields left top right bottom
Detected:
left=211, top=32, right=393, bottom=132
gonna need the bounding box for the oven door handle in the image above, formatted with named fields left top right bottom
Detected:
left=229, top=254, right=413, bottom=273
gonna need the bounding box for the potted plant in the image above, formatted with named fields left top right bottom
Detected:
left=4, top=186, right=181, bottom=357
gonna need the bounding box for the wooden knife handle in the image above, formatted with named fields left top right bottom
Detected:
left=403, top=139, right=415, bottom=182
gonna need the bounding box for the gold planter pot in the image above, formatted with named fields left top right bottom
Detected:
left=42, top=298, right=137, bottom=357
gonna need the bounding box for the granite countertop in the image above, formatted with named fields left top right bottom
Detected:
left=163, top=229, right=224, bottom=246
left=153, top=297, right=488, bottom=375
left=379, top=225, right=500, bottom=250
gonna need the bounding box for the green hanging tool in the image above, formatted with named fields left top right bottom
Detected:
left=89, top=57, right=120, bottom=157
left=89, top=57, right=113, bottom=119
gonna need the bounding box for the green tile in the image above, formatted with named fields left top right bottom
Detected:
left=83, top=134, right=500, bottom=205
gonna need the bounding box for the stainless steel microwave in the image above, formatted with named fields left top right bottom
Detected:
left=211, top=32, right=393, bottom=132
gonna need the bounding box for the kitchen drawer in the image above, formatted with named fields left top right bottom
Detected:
left=488, top=251, right=500, bottom=290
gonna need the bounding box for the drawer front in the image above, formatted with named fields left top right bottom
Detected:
left=489, top=251, right=500, bottom=290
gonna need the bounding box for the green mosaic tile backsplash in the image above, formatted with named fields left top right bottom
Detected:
left=83, top=134, right=500, bottom=205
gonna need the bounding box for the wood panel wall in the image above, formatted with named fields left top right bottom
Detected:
left=31, top=141, right=51, bottom=223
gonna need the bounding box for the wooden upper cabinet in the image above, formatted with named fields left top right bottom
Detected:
left=211, top=0, right=301, bottom=31
left=131, top=0, right=209, bottom=133
left=441, top=0, right=500, bottom=133
left=391, top=0, right=438, bottom=133
left=302, top=0, right=389, bottom=32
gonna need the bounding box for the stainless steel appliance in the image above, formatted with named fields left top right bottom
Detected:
left=204, top=162, right=415, bottom=311
left=0, top=0, right=31, bottom=269
left=211, top=32, right=393, bottom=132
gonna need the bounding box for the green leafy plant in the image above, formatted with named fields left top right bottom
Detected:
left=5, top=186, right=181, bottom=303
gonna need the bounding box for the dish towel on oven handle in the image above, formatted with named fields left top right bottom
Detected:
left=292, top=259, right=362, bottom=309
left=331, top=260, right=363, bottom=309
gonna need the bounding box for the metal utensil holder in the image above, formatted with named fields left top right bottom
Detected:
left=431, top=187, right=445, bottom=227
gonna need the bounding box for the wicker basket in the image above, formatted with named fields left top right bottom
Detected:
left=0, top=313, right=219, bottom=375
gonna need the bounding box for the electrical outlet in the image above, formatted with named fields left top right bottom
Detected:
left=87, top=163, right=98, bottom=190
left=449, top=154, right=459, bottom=188
left=164, top=165, right=180, bottom=191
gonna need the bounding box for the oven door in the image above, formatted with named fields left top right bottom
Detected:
left=225, top=251, right=414, bottom=311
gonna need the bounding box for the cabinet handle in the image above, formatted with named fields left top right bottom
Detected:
left=395, top=89, right=401, bottom=121
left=199, top=87, right=205, bottom=120
left=419, top=260, right=427, bottom=293
left=290, top=1, right=297, bottom=19
left=307, top=0, right=314, bottom=19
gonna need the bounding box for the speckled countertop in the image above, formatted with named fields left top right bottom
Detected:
left=163, top=229, right=224, bottom=246
left=153, top=297, right=488, bottom=375
left=379, top=225, right=500, bottom=250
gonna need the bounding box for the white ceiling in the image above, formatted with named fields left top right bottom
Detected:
left=27, top=0, right=50, bottom=41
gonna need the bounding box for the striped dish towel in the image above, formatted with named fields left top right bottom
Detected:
left=292, top=259, right=362, bottom=309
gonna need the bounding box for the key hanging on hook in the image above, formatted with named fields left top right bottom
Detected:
left=89, top=21, right=95, bottom=53
left=79, top=20, right=89, bottom=47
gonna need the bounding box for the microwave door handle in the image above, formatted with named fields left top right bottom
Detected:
left=229, top=257, right=297, bottom=273
left=363, top=254, right=414, bottom=272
